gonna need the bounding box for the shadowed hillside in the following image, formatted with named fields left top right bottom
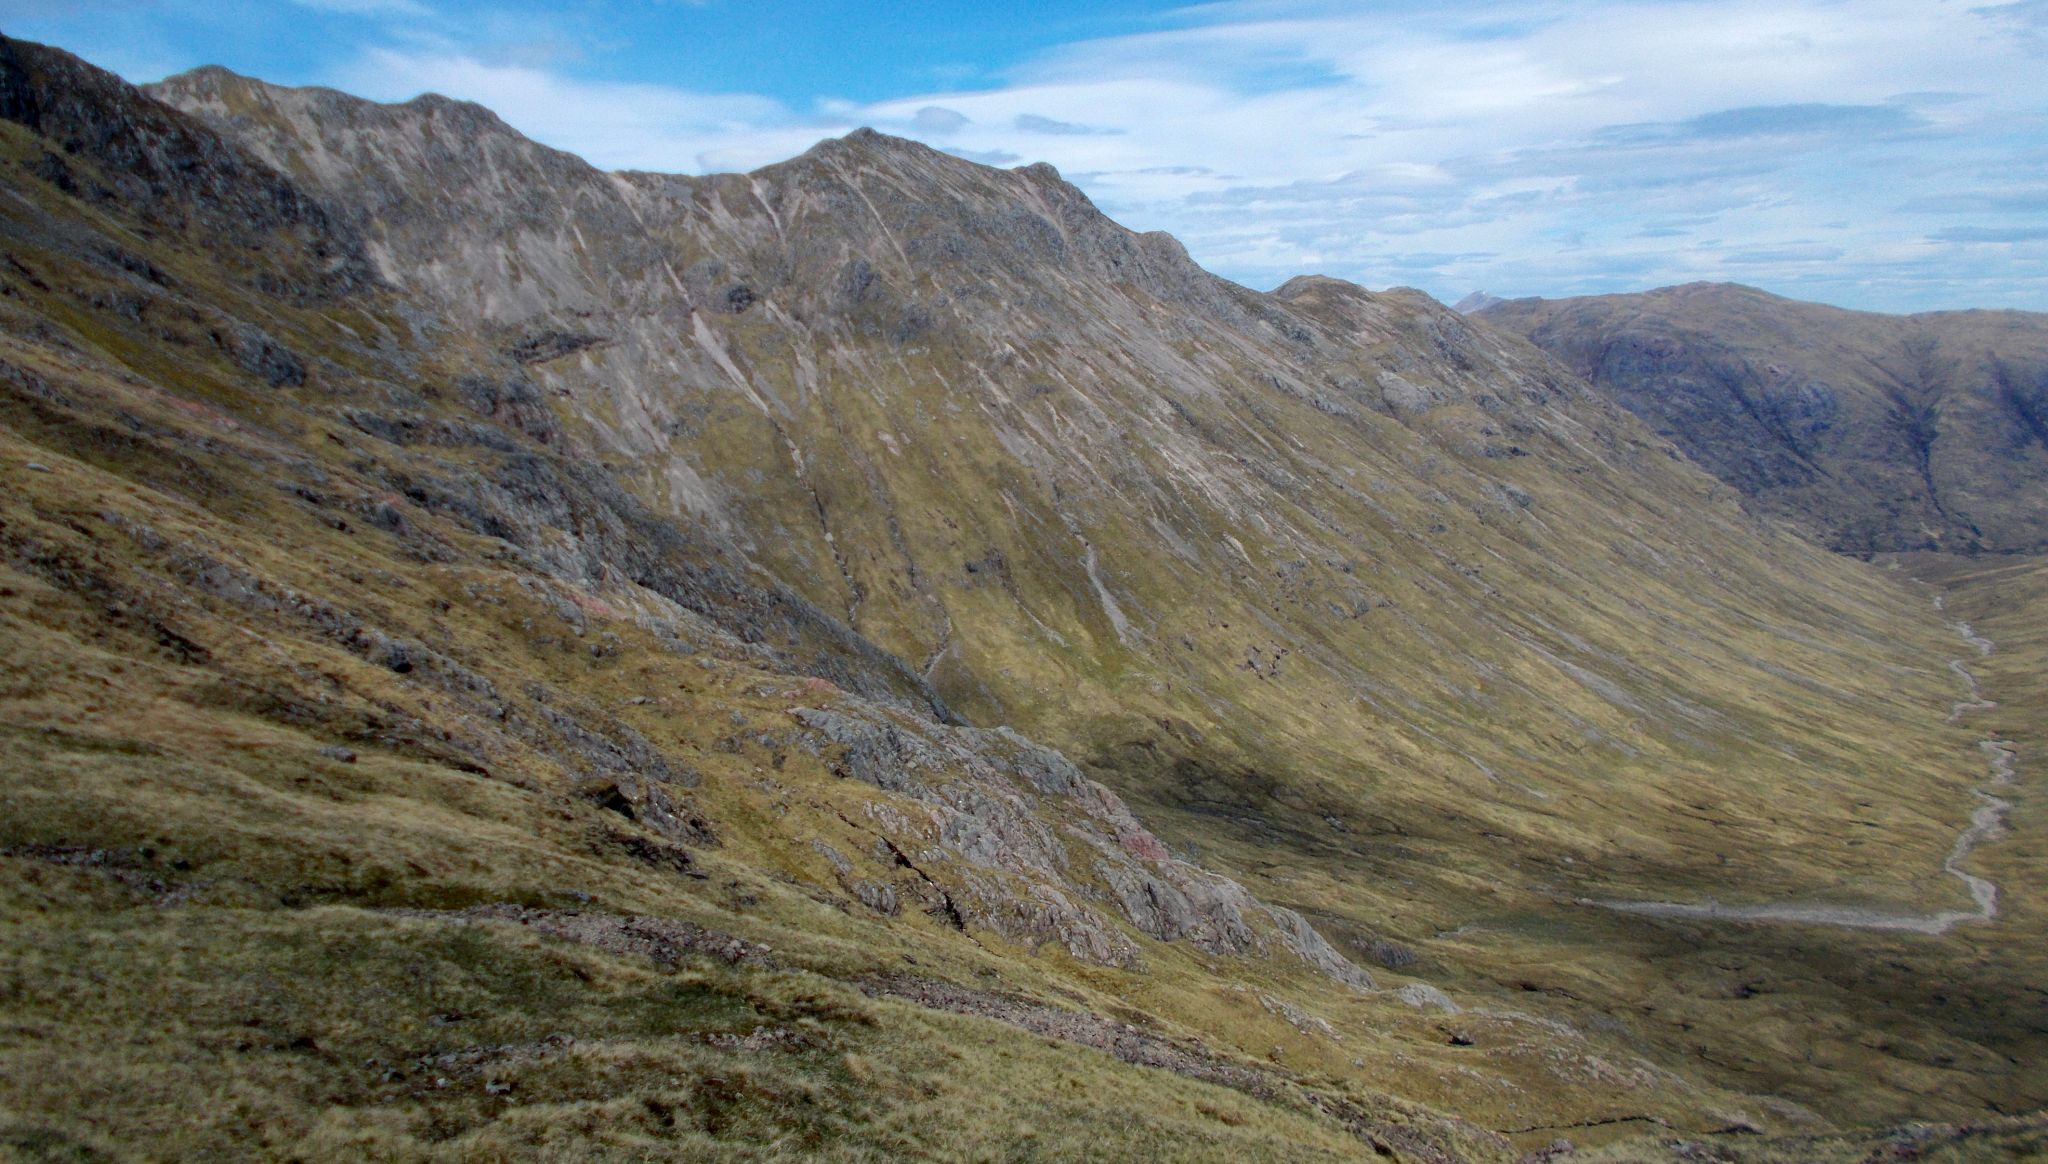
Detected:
left=1477, top=283, right=2048, bottom=555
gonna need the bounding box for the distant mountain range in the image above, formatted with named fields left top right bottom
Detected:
left=1478, top=282, right=2048, bottom=555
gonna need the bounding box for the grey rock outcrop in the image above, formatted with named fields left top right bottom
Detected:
left=787, top=703, right=1373, bottom=984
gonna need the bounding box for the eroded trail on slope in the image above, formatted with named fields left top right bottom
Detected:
left=1587, top=594, right=2019, bottom=934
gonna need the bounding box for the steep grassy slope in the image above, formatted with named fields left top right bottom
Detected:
left=0, top=38, right=1546, bottom=1162
left=145, top=68, right=1982, bottom=907
left=1477, top=283, right=2048, bottom=555
left=0, top=33, right=2037, bottom=1158
left=138, top=64, right=2048, bottom=1136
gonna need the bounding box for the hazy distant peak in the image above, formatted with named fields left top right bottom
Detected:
left=1452, top=290, right=1504, bottom=314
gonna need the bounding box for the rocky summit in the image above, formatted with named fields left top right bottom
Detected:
left=1, top=33, right=2044, bottom=1162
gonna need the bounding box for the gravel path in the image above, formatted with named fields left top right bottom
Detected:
left=1586, top=596, right=2019, bottom=935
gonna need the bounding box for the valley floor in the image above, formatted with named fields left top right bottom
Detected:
left=1587, top=585, right=2020, bottom=934
left=1557, top=555, right=2048, bottom=1160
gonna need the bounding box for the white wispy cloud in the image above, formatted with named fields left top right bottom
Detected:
left=333, top=49, right=834, bottom=173
left=287, top=0, right=435, bottom=17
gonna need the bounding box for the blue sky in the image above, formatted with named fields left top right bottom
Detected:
left=8, top=0, right=2048, bottom=312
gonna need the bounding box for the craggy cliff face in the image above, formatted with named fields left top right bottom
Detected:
left=0, top=34, right=2040, bottom=1160
left=1480, top=282, right=2048, bottom=556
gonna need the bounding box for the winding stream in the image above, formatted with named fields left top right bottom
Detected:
left=1586, top=595, right=2019, bottom=935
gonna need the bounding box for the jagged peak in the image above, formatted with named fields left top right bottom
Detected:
left=151, top=62, right=353, bottom=109
left=837, top=125, right=901, bottom=151
left=0, top=36, right=273, bottom=187
left=776, top=126, right=1024, bottom=187
left=768, top=127, right=1089, bottom=206
left=394, top=88, right=518, bottom=130
left=1451, top=290, right=1504, bottom=314
left=1, top=33, right=141, bottom=128
left=153, top=64, right=518, bottom=138
left=755, top=126, right=1128, bottom=244
left=0, top=35, right=373, bottom=294
left=160, top=62, right=241, bottom=84
left=145, top=58, right=1251, bottom=319
left=787, top=126, right=948, bottom=169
